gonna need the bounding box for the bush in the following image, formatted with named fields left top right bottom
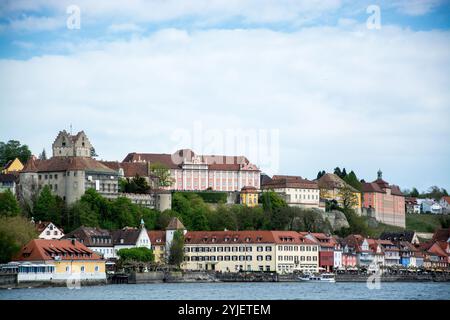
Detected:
left=117, top=247, right=154, bottom=262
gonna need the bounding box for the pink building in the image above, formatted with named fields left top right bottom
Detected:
left=123, top=149, right=260, bottom=192
left=362, top=170, right=405, bottom=228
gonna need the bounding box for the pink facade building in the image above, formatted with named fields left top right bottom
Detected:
left=362, top=170, right=405, bottom=228
left=123, top=149, right=260, bottom=192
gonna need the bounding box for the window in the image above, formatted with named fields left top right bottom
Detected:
left=80, top=266, right=85, bottom=273
left=95, top=266, right=99, bottom=272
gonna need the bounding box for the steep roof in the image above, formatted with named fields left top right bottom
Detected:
left=148, top=230, right=166, bottom=245
left=13, top=239, right=101, bottom=261
left=441, top=196, right=450, bottom=205
left=101, top=161, right=149, bottom=177
left=63, top=226, right=112, bottom=247
left=35, top=221, right=63, bottom=234
left=432, top=228, right=450, bottom=242
left=316, top=173, right=360, bottom=193
left=22, top=156, right=116, bottom=174
left=362, top=179, right=404, bottom=196
left=111, top=227, right=142, bottom=245
left=166, top=217, right=186, bottom=230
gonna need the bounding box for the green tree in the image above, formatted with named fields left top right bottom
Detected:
left=120, top=175, right=150, bottom=194
left=90, top=147, right=98, bottom=157
left=150, top=162, right=174, bottom=188
left=168, top=230, right=184, bottom=267
left=33, top=186, right=62, bottom=224
left=410, top=187, right=420, bottom=198
left=343, top=171, right=362, bottom=191
left=38, top=148, right=47, bottom=160
left=0, top=216, right=38, bottom=263
left=261, top=191, right=287, bottom=212
left=68, top=201, right=99, bottom=230
left=109, top=196, right=139, bottom=229
left=0, top=190, right=20, bottom=217
left=0, top=140, right=32, bottom=167
left=117, top=247, right=154, bottom=262
left=316, top=170, right=326, bottom=179
left=337, top=185, right=359, bottom=210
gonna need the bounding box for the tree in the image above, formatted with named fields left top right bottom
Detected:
left=338, top=185, right=359, bottom=210
left=68, top=201, right=99, bottom=230
left=0, top=216, right=38, bottom=263
left=0, top=140, right=32, bottom=167
left=343, top=171, right=362, bottom=191
left=120, top=175, right=150, bottom=194
left=90, top=147, right=98, bottom=157
left=261, top=191, right=287, bottom=212
left=38, top=148, right=47, bottom=160
left=0, top=190, right=20, bottom=217
left=33, top=186, right=62, bottom=224
left=168, top=230, right=184, bottom=267
left=316, top=170, right=326, bottom=179
left=117, top=247, right=154, bottom=262
left=410, top=187, right=420, bottom=198
left=333, top=167, right=342, bottom=178
left=150, top=162, right=174, bottom=188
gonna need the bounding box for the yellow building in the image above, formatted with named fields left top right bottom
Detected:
left=240, top=186, right=259, bottom=207
left=316, top=173, right=361, bottom=212
left=2, top=157, right=24, bottom=173
left=148, top=230, right=167, bottom=263
left=12, top=239, right=106, bottom=283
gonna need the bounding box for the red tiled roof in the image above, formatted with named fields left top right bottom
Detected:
left=432, top=228, right=450, bottom=242
left=22, top=157, right=116, bottom=174
left=441, top=196, right=450, bottom=205
left=241, top=186, right=258, bottom=192
left=101, top=161, right=149, bottom=177
left=122, top=149, right=259, bottom=172
left=148, top=230, right=166, bottom=245
left=13, top=239, right=101, bottom=261
left=184, top=231, right=275, bottom=245
left=261, top=176, right=318, bottom=190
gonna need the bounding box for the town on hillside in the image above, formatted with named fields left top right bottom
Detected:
left=0, top=130, right=449, bottom=286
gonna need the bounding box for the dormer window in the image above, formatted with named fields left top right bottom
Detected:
left=245, top=237, right=250, bottom=242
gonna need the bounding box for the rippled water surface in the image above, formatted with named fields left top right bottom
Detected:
left=1, top=282, right=449, bottom=300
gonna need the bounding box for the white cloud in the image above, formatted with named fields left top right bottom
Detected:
left=0, top=25, right=449, bottom=190
left=107, top=23, right=144, bottom=33
left=390, top=0, right=445, bottom=16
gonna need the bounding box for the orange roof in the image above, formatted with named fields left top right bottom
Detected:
left=13, top=239, right=101, bottom=262
left=148, top=230, right=166, bottom=245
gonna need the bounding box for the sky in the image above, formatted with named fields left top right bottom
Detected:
left=0, top=0, right=449, bottom=193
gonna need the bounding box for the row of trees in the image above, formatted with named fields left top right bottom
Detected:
left=403, top=186, right=448, bottom=201
left=317, top=167, right=362, bottom=191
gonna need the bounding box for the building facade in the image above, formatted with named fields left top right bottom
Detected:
left=361, top=170, right=405, bottom=228
left=122, top=149, right=261, bottom=192
left=35, top=221, right=65, bottom=240
left=11, top=239, right=106, bottom=283
left=261, top=176, right=321, bottom=209
left=19, top=131, right=119, bottom=205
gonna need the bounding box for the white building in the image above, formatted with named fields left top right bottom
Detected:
left=440, top=196, right=450, bottom=214
left=34, top=221, right=64, bottom=240
left=261, top=175, right=321, bottom=209
left=122, top=149, right=261, bottom=192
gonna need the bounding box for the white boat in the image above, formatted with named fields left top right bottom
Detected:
left=298, top=273, right=336, bottom=283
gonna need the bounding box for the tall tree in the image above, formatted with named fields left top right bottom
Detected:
left=90, top=147, right=98, bottom=157
left=343, top=171, right=362, bottom=191
left=168, top=230, right=185, bottom=267
left=261, top=191, right=287, bottom=212
left=333, top=167, right=342, bottom=178
left=150, top=162, right=174, bottom=188
left=316, top=170, right=326, bottom=179
left=0, top=140, right=32, bottom=167
left=0, top=190, right=20, bottom=217
left=38, top=148, right=47, bottom=160
left=33, top=186, right=62, bottom=224
left=337, top=184, right=359, bottom=210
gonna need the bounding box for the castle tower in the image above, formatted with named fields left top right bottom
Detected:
left=52, top=130, right=93, bottom=157
left=165, top=217, right=186, bottom=258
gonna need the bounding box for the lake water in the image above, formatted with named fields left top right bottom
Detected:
left=1, top=282, right=449, bottom=300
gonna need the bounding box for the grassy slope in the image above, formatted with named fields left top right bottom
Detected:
left=363, top=214, right=443, bottom=238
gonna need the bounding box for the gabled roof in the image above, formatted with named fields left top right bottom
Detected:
left=101, top=161, right=150, bottom=177
left=35, top=221, right=63, bottom=234
left=148, top=230, right=166, bottom=245
left=166, top=217, right=186, bottom=230
left=13, top=239, right=101, bottom=261
left=316, top=173, right=360, bottom=193
left=441, top=196, right=450, bottom=205
left=432, top=228, right=450, bottom=242
left=111, top=227, right=142, bottom=245
left=63, top=226, right=112, bottom=247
